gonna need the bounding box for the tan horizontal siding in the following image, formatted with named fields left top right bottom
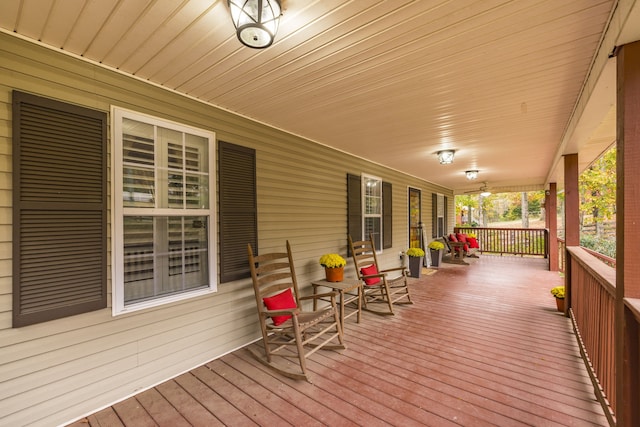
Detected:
left=0, top=32, right=453, bottom=426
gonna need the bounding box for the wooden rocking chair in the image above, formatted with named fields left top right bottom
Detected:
left=348, top=234, right=413, bottom=316
left=247, top=241, right=345, bottom=382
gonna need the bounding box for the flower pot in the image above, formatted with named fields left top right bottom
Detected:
left=555, top=297, right=565, bottom=312
left=325, top=266, right=344, bottom=282
left=430, top=249, right=443, bottom=267
left=408, top=256, right=423, bottom=278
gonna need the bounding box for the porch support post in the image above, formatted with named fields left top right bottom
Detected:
left=616, top=40, right=640, bottom=427
left=563, top=154, right=579, bottom=317
left=564, top=154, right=579, bottom=247
left=547, top=183, right=558, bottom=271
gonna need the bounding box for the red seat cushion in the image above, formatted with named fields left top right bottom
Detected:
left=449, top=234, right=458, bottom=242
left=468, top=237, right=479, bottom=248
left=360, top=264, right=381, bottom=285
left=263, top=288, right=297, bottom=326
left=456, top=233, right=468, bottom=243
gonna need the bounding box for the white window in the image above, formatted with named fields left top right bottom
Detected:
left=437, top=193, right=445, bottom=237
left=362, top=174, right=383, bottom=250
left=112, top=107, right=216, bottom=315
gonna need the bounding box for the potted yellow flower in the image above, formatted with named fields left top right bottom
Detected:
left=550, top=286, right=565, bottom=312
left=319, top=253, right=347, bottom=282
left=406, top=247, right=425, bottom=278
left=428, top=240, right=445, bottom=267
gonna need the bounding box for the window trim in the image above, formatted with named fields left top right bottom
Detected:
left=111, top=107, right=217, bottom=315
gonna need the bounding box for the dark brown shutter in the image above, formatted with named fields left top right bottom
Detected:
left=218, top=141, right=257, bottom=283
left=12, top=91, right=107, bottom=327
left=347, top=174, right=362, bottom=249
left=432, top=193, right=438, bottom=238
left=382, top=181, right=392, bottom=249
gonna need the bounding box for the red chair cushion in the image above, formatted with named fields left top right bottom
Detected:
left=468, top=237, right=479, bottom=248
left=360, top=264, right=381, bottom=285
left=263, top=288, right=297, bottom=326
left=456, top=233, right=468, bottom=243
left=449, top=234, right=458, bottom=242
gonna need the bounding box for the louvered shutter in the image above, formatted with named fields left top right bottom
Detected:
left=12, top=91, right=107, bottom=327
left=382, top=181, right=392, bottom=248
left=444, top=196, right=449, bottom=235
left=347, top=174, right=362, bottom=252
left=218, top=141, right=257, bottom=283
left=432, top=193, right=438, bottom=238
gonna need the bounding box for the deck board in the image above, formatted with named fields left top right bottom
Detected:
left=69, top=256, right=608, bottom=426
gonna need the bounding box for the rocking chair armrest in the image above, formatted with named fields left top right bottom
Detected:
left=380, top=266, right=405, bottom=274
left=361, top=273, right=385, bottom=280
left=264, top=307, right=300, bottom=317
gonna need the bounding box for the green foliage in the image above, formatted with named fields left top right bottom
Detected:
left=580, top=235, right=616, bottom=258
left=498, top=191, right=544, bottom=221
left=579, top=146, right=616, bottom=225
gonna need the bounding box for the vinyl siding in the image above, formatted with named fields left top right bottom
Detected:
left=0, top=32, right=454, bottom=426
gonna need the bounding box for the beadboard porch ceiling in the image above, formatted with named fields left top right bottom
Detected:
left=1, top=0, right=639, bottom=194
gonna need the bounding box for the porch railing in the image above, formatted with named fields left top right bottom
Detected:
left=566, top=247, right=616, bottom=424
left=454, top=227, right=548, bottom=257
left=557, top=237, right=616, bottom=273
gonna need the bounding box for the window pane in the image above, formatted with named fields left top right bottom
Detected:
left=186, top=134, right=209, bottom=173
left=166, top=171, right=184, bottom=208
left=123, top=119, right=154, bottom=166
left=123, top=119, right=155, bottom=207
left=364, top=177, right=381, bottom=214
left=365, top=217, right=381, bottom=249
left=437, top=194, right=445, bottom=217
left=123, top=215, right=209, bottom=305
left=185, top=134, right=209, bottom=208
left=123, top=167, right=155, bottom=207
left=123, top=216, right=154, bottom=302
left=186, top=173, right=208, bottom=208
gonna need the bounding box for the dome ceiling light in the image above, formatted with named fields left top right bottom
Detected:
left=228, top=0, right=281, bottom=49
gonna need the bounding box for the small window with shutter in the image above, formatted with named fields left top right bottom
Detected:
left=12, top=91, right=107, bottom=327
left=347, top=173, right=392, bottom=251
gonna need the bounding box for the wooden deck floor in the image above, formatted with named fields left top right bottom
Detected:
left=69, top=256, right=608, bottom=426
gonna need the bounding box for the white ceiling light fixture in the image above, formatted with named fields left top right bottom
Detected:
left=228, top=0, right=281, bottom=49
left=437, top=150, right=455, bottom=165
left=465, top=170, right=479, bottom=180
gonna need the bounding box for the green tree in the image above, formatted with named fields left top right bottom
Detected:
left=579, top=146, right=616, bottom=237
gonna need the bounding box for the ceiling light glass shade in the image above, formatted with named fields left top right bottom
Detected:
left=228, top=0, right=281, bottom=48
left=465, top=170, right=479, bottom=180
left=481, top=191, right=492, bottom=197
left=437, top=150, right=455, bottom=164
